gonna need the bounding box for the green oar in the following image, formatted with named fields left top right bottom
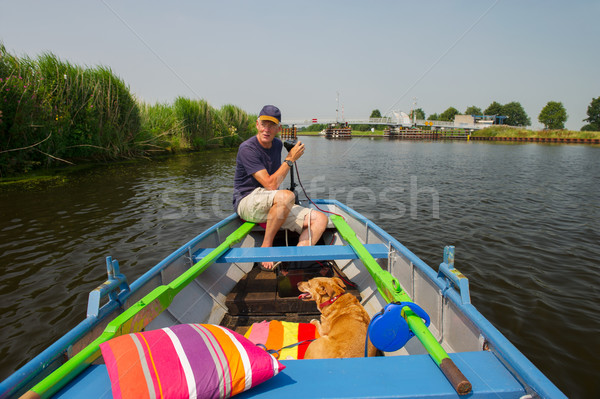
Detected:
left=330, top=214, right=472, bottom=395
left=25, top=221, right=255, bottom=399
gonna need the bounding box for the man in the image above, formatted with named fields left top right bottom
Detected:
left=233, top=105, right=328, bottom=270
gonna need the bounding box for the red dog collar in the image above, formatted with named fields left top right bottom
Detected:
left=319, top=293, right=346, bottom=309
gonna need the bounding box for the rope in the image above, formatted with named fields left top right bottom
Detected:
left=294, top=161, right=345, bottom=219
left=308, top=208, right=312, bottom=245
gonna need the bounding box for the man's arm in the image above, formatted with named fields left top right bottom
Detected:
left=253, top=142, right=305, bottom=190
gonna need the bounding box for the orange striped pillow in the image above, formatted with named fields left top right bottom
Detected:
left=100, top=324, right=285, bottom=399
left=244, top=321, right=320, bottom=360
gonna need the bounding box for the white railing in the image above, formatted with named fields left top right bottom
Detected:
left=284, top=117, right=395, bottom=125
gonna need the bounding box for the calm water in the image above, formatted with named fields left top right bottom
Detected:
left=1, top=137, right=599, bottom=397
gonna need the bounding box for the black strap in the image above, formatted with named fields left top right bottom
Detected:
left=257, top=339, right=316, bottom=359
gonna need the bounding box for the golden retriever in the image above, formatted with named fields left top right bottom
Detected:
left=297, top=277, right=376, bottom=359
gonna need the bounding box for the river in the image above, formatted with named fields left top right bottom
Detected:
left=1, top=137, right=599, bottom=397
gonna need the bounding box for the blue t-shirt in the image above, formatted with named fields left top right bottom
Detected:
left=232, top=136, right=282, bottom=212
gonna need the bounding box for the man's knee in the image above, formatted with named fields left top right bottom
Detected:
left=306, top=210, right=328, bottom=230
left=273, top=190, right=295, bottom=206
left=314, top=211, right=328, bottom=230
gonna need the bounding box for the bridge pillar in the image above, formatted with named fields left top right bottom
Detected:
left=281, top=125, right=297, bottom=140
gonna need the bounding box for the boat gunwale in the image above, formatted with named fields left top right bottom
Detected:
left=0, top=214, right=242, bottom=398
left=314, top=199, right=565, bottom=399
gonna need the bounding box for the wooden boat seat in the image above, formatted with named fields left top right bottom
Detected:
left=54, top=351, right=525, bottom=398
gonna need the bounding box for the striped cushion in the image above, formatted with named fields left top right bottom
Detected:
left=244, top=321, right=320, bottom=360
left=100, top=324, right=285, bottom=399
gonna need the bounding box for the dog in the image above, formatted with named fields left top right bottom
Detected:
left=297, top=277, right=376, bottom=359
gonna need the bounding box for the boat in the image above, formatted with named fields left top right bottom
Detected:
left=0, top=199, right=565, bottom=398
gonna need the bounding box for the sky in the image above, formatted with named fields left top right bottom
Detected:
left=1, top=0, right=599, bottom=130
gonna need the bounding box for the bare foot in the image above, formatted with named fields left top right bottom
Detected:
left=262, top=261, right=275, bottom=270
left=261, top=261, right=282, bottom=271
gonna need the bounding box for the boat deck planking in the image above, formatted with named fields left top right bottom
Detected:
left=222, top=261, right=362, bottom=336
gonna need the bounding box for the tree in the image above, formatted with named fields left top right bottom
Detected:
left=502, top=102, right=531, bottom=126
left=465, top=106, right=482, bottom=116
left=370, top=109, right=382, bottom=118
left=368, top=109, right=385, bottom=130
left=582, top=97, right=600, bottom=131
left=428, top=113, right=439, bottom=121
left=439, top=107, right=459, bottom=122
left=484, top=101, right=503, bottom=116
left=410, top=108, right=425, bottom=120
left=538, top=101, right=568, bottom=130
left=304, top=123, right=327, bottom=132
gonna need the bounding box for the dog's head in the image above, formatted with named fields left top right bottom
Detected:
left=297, top=277, right=346, bottom=306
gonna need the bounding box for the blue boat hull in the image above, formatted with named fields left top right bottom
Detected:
left=1, top=200, right=565, bottom=398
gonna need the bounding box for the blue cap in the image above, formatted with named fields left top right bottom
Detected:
left=258, top=105, right=281, bottom=124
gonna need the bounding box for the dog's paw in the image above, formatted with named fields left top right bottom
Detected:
left=310, top=319, right=320, bottom=326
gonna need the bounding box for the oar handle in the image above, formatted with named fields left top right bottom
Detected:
left=440, top=358, right=472, bottom=395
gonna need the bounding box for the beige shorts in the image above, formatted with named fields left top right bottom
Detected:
left=237, top=188, right=311, bottom=234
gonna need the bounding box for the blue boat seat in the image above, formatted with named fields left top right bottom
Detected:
left=192, top=243, right=389, bottom=263
left=54, top=365, right=112, bottom=398
left=55, top=351, right=525, bottom=398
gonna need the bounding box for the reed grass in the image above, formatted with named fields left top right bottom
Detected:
left=0, top=45, right=257, bottom=177
left=218, top=104, right=255, bottom=146
left=136, top=101, right=257, bottom=153
left=137, top=102, right=184, bottom=152
left=173, top=97, right=217, bottom=149
left=1, top=46, right=143, bottom=175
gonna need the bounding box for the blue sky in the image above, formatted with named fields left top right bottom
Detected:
left=1, top=0, right=598, bottom=130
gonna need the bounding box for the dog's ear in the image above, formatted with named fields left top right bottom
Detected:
left=333, top=277, right=346, bottom=290
left=315, top=282, right=328, bottom=296
left=324, top=282, right=337, bottom=297
left=325, top=278, right=346, bottom=297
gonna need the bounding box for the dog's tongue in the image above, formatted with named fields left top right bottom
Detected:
left=298, top=293, right=311, bottom=300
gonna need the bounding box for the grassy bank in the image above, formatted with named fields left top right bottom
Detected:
left=473, top=126, right=600, bottom=139
left=0, top=45, right=256, bottom=178
left=351, top=130, right=386, bottom=136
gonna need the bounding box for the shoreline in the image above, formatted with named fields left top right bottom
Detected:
left=297, top=126, right=600, bottom=141
left=3, top=130, right=598, bottom=185
left=297, top=133, right=600, bottom=144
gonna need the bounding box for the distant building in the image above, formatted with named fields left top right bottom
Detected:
left=454, top=114, right=507, bottom=126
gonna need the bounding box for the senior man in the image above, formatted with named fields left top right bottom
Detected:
left=232, top=105, right=328, bottom=270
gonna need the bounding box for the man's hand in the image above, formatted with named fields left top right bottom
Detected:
left=286, top=141, right=305, bottom=163
left=253, top=141, right=306, bottom=190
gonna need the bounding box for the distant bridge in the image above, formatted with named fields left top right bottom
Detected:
left=284, top=112, right=493, bottom=131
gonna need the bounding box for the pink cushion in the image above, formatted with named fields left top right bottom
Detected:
left=100, top=324, right=285, bottom=399
left=241, top=219, right=267, bottom=229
